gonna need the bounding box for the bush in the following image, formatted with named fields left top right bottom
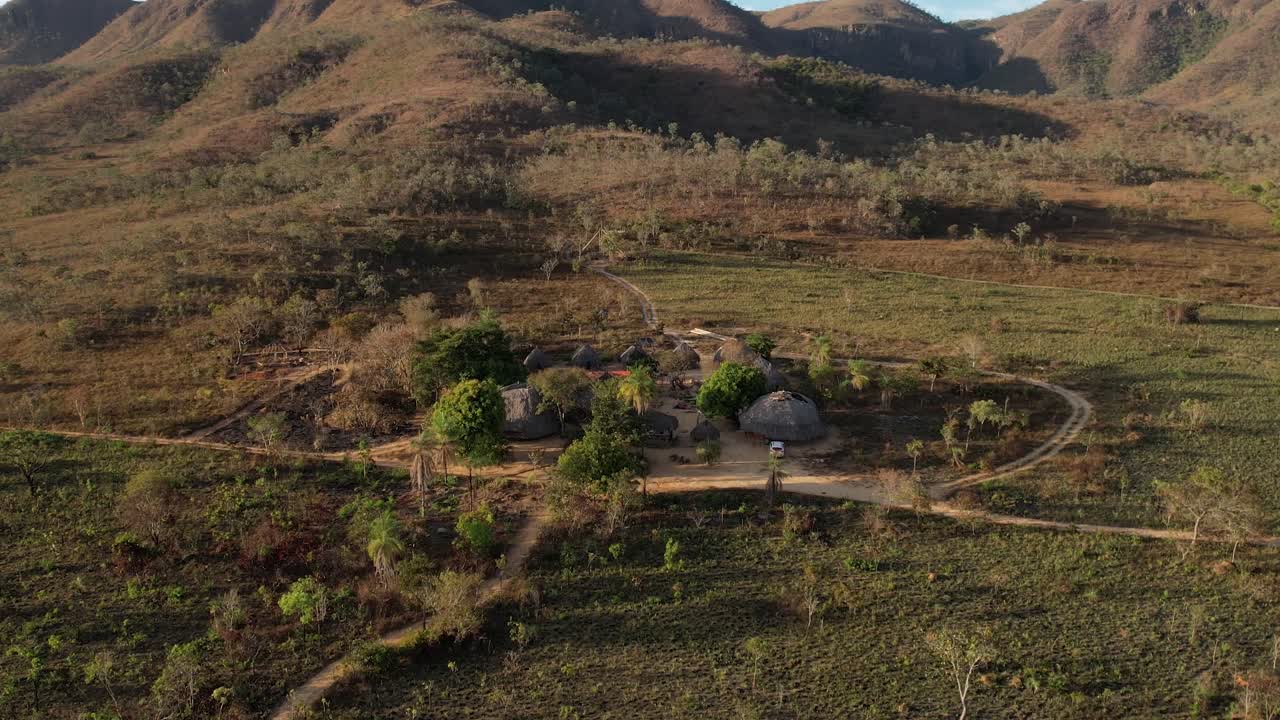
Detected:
left=696, top=440, right=722, bottom=466
left=117, top=469, right=178, bottom=550
left=454, top=506, right=496, bottom=557
left=557, top=430, right=644, bottom=492
left=744, top=333, right=776, bottom=360
left=278, top=577, right=330, bottom=625
left=697, top=362, right=766, bottom=419
left=411, top=316, right=525, bottom=405
left=1164, top=302, right=1202, bottom=325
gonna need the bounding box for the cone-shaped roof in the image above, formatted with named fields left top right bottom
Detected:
left=524, top=348, right=552, bottom=371
left=691, top=419, right=721, bottom=442
left=619, top=345, right=649, bottom=366
left=572, top=344, right=602, bottom=369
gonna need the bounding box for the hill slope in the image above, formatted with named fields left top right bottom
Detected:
left=762, top=0, right=993, bottom=85
left=0, top=0, right=135, bottom=64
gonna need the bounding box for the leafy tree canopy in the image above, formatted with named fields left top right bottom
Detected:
left=431, top=379, right=506, bottom=465
left=411, top=316, right=525, bottom=406
left=697, top=362, right=766, bottom=419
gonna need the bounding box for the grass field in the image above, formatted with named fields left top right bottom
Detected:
left=318, top=492, right=1280, bottom=719
left=619, top=252, right=1280, bottom=527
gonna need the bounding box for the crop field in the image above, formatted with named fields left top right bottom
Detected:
left=0, top=437, right=538, bottom=719
left=619, top=252, right=1280, bottom=527
left=317, top=492, right=1280, bottom=719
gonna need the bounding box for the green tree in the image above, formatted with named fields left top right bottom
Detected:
left=411, top=315, right=525, bottom=406
left=1157, top=467, right=1262, bottom=550
left=530, top=366, right=593, bottom=434
left=744, top=333, right=776, bottom=360
left=0, top=430, right=66, bottom=500
left=557, top=430, right=644, bottom=492
left=432, top=379, right=506, bottom=508
left=966, top=399, right=1004, bottom=449
left=367, top=510, right=406, bottom=590
left=697, top=363, right=766, bottom=419
left=877, top=369, right=919, bottom=411
left=420, top=571, right=484, bottom=642
left=617, top=364, right=658, bottom=414
left=810, top=334, right=833, bottom=369
left=926, top=626, right=994, bottom=720
left=589, top=378, right=642, bottom=445
left=278, top=577, right=330, bottom=625
left=906, top=439, right=925, bottom=475
left=246, top=412, right=287, bottom=456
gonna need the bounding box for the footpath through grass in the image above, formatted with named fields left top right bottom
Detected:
left=620, top=252, right=1280, bottom=527
left=318, top=492, right=1280, bottom=719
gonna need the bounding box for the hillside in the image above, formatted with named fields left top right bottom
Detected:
left=0, top=0, right=135, bottom=64
left=970, top=0, right=1269, bottom=102
left=762, top=0, right=995, bottom=86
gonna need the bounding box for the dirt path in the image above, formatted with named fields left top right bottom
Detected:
left=269, top=512, right=547, bottom=720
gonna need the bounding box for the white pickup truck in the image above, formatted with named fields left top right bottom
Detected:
left=769, top=441, right=785, bottom=458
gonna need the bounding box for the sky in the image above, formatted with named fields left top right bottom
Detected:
left=730, top=0, right=1042, bottom=21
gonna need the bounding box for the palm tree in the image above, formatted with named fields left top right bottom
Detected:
left=810, top=335, right=833, bottom=369
left=766, top=455, right=787, bottom=507
left=367, top=511, right=406, bottom=590
left=847, top=360, right=873, bottom=393
left=409, top=436, right=435, bottom=518
left=618, top=365, right=657, bottom=414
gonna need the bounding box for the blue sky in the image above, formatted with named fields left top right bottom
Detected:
left=731, top=0, right=1042, bottom=21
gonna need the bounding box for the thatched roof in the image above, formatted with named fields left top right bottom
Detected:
left=691, top=420, right=721, bottom=442
left=501, top=383, right=559, bottom=440
left=524, top=348, right=552, bottom=372
left=572, top=344, right=602, bottom=369
left=738, top=391, right=825, bottom=442
left=641, top=410, right=679, bottom=434
left=713, top=338, right=760, bottom=367
left=619, top=345, right=649, bottom=366
left=674, top=341, right=701, bottom=365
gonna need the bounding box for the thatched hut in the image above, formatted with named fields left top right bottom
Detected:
left=619, top=345, right=650, bottom=367
left=738, top=391, right=825, bottom=442
left=524, top=348, right=552, bottom=372
left=640, top=410, right=679, bottom=447
left=691, top=420, right=721, bottom=443
left=673, top=341, right=701, bottom=367
left=713, top=338, right=760, bottom=367
left=572, top=344, right=602, bottom=369
left=501, top=383, right=559, bottom=440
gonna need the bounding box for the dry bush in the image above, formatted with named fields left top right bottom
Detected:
left=326, top=384, right=396, bottom=434
left=1164, top=302, right=1202, bottom=325
left=1060, top=446, right=1108, bottom=498
left=351, top=322, right=416, bottom=396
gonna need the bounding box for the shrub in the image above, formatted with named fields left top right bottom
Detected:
left=1165, top=302, right=1202, bottom=325
left=743, top=333, right=776, bottom=360
left=411, top=316, right=525, bottom=405
left=278, top=577, right=330, bottom=625
left=117, top=469, right=178, bottom=550
left=420, top=570, right=484, bottom=642
left=557, top=430, right=644, bottom=492
left=697, top=362, right=766, bottom=419
left=696, top=440, right=722, bottom=466
left=454, top=506, right=496, bottom=557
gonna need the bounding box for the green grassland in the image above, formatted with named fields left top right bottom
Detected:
left=318, top=492, right=1280, bottom=719
left=620, top=252, right=1280, bottom=527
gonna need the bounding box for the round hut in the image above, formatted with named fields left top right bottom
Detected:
left=501, top=383, right=559, bottom=440
left=738, top=391, right=825, bottom=442
left=524, top=348, right=552, bottom=372
left=572, top=344, right=602, bottom=370
left=691, top=419, right=721, bottom=443
left=713, top=338, right=760, bottom=367
left=640, top=410, right=680, bottom=447
left=619, top=345, right=650, bottom=367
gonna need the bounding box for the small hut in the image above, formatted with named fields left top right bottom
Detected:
left=713, top=338, right=760, bottom=367
left=673, top=341, right=701, bottom=368
left=640, top=410, right=679, bottom=447
left=738, top=391, right=825, bottom=442
left=572, top=344, right=602, bottom=370
left=619, top=345, right=650, bottom=367
left=524, top=348, right=552, bottom=372
left=691, top=419, right=721, bottom=443
left=501, top=383, right=559, bottom=440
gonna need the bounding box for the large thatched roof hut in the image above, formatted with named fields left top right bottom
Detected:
left=524, top=348, right=552, bottom=372
left=738, top=391, right=825, bottom=442
left=501, top=383, right=559, bottom=440
left=572, top=344, right=602, bottom=369
left=673, top=341, right=701, bottom=367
